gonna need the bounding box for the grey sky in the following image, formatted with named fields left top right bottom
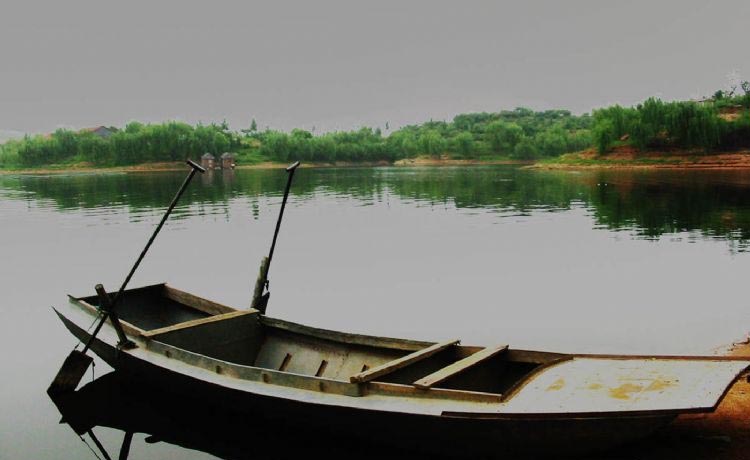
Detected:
left=1, top=0, right=748, bottom=135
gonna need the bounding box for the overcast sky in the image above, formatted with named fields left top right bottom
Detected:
left=1, top=0, right=748, bottom=136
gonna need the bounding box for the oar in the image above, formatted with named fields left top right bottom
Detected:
left=251, top=161, right=300, bottom=313
left=48, top=159, right=205, bottom=395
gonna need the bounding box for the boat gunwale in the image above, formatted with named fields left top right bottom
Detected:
left=66, top=287, right=750, bottom=366
left=55, top=304, right=750, bottom=419
left=59, top=299, right=514, bottom=403
left=146, top=338, right=513, bottom=403
left=367, top=381, right=504, bottom=403
left=56, top=306, right=516, bottom=406
left=68, top=295, right=146, bottom=337
left=70, top=284, right=438, bottom=353
left=144, top=338, right=365, bottom=397
left=260, top=316, right=435, bottom=352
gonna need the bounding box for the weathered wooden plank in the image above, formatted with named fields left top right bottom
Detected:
left=141, top=310, right=257, bottom=338
left=505, top=349, right=567, bottom=364
left=262, top=316, right=434, bottom=352
left=413, top=344, right=508, bottom=390
left=163, top=285, right=236, bottom=316
left=367, top=381, right=504, bottom=403
left=574, top=352, right=750, bottom=362
left=145, top=340, right=364, bottom=397
left=500, top=357, right=750, bottom=414
left=350, top=339, right=459, bottom=383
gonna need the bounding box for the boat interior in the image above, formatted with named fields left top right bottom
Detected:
left=76, top=283, right=566, bottom=396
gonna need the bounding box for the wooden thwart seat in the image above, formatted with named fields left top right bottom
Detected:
left=350, top=339, right=459, bottom=383
left=140, top=310, right=257, bottom=338
left=413, top=344, right=509, bottom=390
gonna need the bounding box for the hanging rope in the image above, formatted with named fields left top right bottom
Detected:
left=79, top=435, right=104, bottom=460
left=85, top=430, right=113, bottom=460
left=74, top=311, right=104, bottom=351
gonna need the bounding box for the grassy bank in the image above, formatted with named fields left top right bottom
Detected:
left=531, top=147, right=750, bottom=170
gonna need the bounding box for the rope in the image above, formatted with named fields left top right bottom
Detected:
left=86, top=430, right=113, bottom=460
left=74, top=311, right=104, bottom=351
left=79, top=435, right=104, bottom=460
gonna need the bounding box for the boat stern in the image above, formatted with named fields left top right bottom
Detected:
left=500, top=356, right=750, bottom=416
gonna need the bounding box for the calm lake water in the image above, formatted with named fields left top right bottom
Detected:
left=3, top=165, right=750, bottom=458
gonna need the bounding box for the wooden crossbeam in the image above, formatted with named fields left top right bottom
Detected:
left=141, top=310, right=257, bottom=338
left=413, top=344, right=509, bottom=390
left=350, top=339, right=459, bottom=384
left=164, top=285, right=236, bottom=316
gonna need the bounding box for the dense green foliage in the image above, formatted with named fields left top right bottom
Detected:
left=1, top=122, right=241, bottom=168
left=592, top=82, right=750, bottom=154
left=0, top=109, right=592, bottom=168
left=252, top=108, right=591, bottom=163
left=5, top=84, right=750, bottom=168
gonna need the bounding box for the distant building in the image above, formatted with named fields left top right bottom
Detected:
left=81, top=126, right=115, bottom=138
left=220, top=152, right=236, bottom=169
left=43, top=125, right=116, bottom=140
left=201, top=152, right=216, bottom=170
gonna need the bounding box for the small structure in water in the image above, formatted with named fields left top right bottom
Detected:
left=220, top=152, right=236, bottom=169
left=201, top=153, right=215, bottom=170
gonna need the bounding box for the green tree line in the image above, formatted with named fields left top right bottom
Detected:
left=593, top=83, right=750, bottom=154
left=255, top=108, right=592, bottom=163
left=1, top=121, right=240, bottom=168
left=5, top=88, right=748, bottom=169
left=0, top=108, right=593, bottom=168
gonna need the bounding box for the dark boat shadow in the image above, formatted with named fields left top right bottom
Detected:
left=48, top=372, right=746, bottom=460
left=49, top=372, right=443, bottom=460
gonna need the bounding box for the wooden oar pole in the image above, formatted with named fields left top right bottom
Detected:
left=251, top=161, right=300, bottom=313
left=49, top=159, right=205, bottom=395
left=82, top=159, right=205, bottom=353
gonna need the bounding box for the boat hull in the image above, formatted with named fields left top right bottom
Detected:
left=58, top=310, right=676, bottom=457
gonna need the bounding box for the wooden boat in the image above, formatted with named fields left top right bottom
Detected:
left=54, top=282, right=750, bottom=457
left=50, top=372, right=434, bottom=459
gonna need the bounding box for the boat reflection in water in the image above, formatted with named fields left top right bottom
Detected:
left=50, top=371, right=428, bottom=460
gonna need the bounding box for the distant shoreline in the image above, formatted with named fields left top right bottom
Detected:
left=0, top=158, right=530, bottom=175
left=529, top=149, right=750, bottom=171
left=11, top=151, right=750, bottom=175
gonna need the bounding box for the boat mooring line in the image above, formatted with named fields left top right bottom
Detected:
left=74, top=311, right=104, bottom=351
left=83, top=429, right=111, bottom=460
left=79, top=436, right=105, bottom=460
